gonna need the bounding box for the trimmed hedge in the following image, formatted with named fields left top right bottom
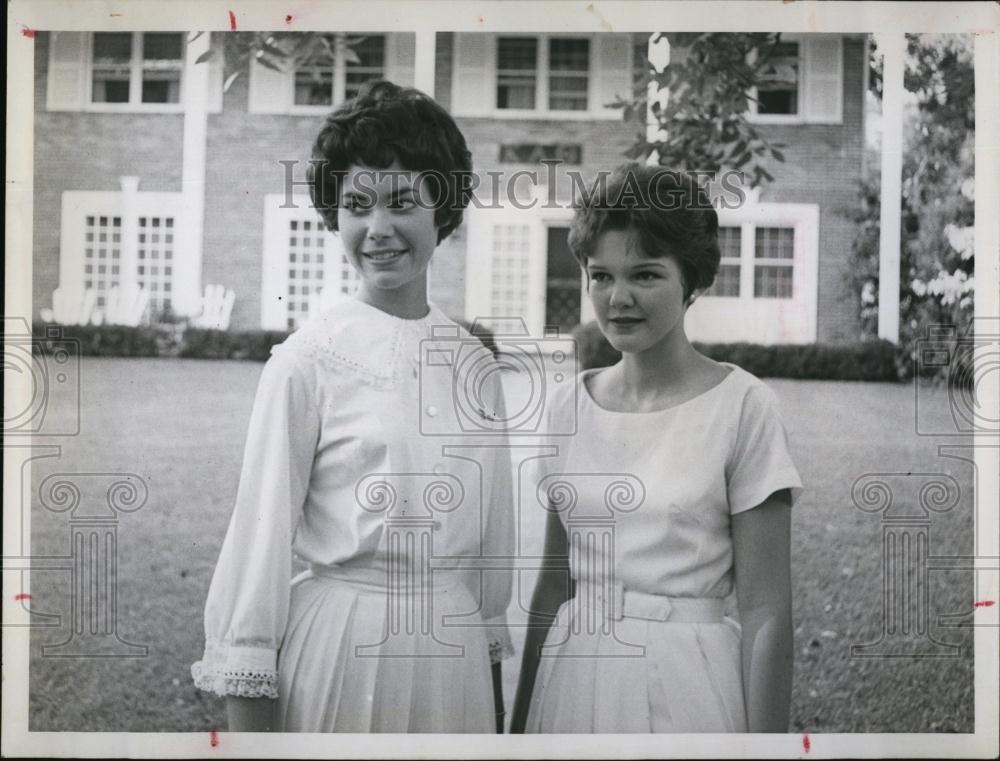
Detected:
left=570, top=320, right=904, bottom=382
left=31, top=319, right=498, bottom=362
left=179, top=328, right=291, bottom=361
left=31, top=322, right=186, bottom=358
left=33, top=319, right=906, bottom=381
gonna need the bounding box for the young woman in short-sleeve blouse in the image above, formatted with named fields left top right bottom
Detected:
left=511, top=163, right=802, bottom=733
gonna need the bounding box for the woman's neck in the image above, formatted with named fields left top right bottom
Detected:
left=617, top=330, right=702, bottom=401
left=356, top=282, right=430, bottom=320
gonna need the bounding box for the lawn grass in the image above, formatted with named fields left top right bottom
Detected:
left=25, top=357, right=975, bottom=733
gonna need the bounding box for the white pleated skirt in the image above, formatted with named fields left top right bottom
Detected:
left=275, top=568, right=496, bottom=732
left=525, top=596, right=747, bottom=733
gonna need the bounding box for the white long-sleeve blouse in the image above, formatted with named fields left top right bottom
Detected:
left=192, top=299, right=515, bottom=699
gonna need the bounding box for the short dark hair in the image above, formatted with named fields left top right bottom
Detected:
left=308, top=80, right=473, bottom=243
left=567, top=162, right=720, bottom=302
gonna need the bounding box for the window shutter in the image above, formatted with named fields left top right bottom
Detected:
left=206, top=35, right=224, bottom=114
left=592, top=34, right=633, bottom=115
left=47, top=32, right=88, bottom=111
left=384, top=33, right=415, bottom=87
left=452, top=33, right=495, bottom=116
left=248, top=57, right=291, bottom=114
left=803, top=36, right=842, bottom=123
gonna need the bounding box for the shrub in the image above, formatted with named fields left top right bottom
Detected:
left=571, top=320, right=904, bottom=382
left=30, top=317, right=496, bottom=363
left=179, top=329, right=290, bottom=361
left=31, top=322, right=183, bottom=358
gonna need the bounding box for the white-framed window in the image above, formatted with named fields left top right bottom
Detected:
left=494, top=36, right=591, bottom=112
left=452, top=32, right=634, bottom=120
left=753, top=40, right=800, bottom=116
left=465, top=201, right=577, bottom=338
left=746, top=34, right=843, bottom=124
left=753, top=226, right=795, bottom=298
left=59, top=189, right=186, bottom=319
left=90, top=32, right=184, bottom=107
left=489, top=223, right=534, bottom=318
left=135, top=215, right=178, bottom=313
left=292, top=34, right=387, bottom=108
left=248, top=33, right=415, bottom=115
left=261, top=195, right=360, bottom=331
left=706, top=226, right=743, bottom=298
left=688, top=203, right=819, bottom=344
left=46, top=32, right=224, bottom=113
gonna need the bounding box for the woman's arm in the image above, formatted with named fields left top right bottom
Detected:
left=226, top=696, right=275, bottom=732
left=732, top=489, right=793, bottom=733
left=509, top=509, right=574, bottom=733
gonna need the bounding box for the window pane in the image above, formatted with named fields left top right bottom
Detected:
left=497, top=78, right=536, bottom=109
left=295, top=68, right=334, bottom=105
left=93, top=76, right=130, bottom=103
left=548, top=75, right=588, bottom=110
left=757, top=41, right=799, bottom=115
left=497, top=37, right=538, bottom=110
left=142, top=74, right=180, bottom=103
left=498, top=37, right=538, bottom=70
left=347, top=35, right=386, bottom=69
left=754, top=227, right=795, bottom=259
left=93, top=33, right=132, bottom=64
left=549, top=38, right=589, bottom=71
left=344, top=35, right=386, bottom=99
left=754, top=265, right=794, bottom=298
left=143, top=33, right=183, bottom=62
left=709, top=264, right=742, bottom=297
left=719, top=226, right=741, bottom=259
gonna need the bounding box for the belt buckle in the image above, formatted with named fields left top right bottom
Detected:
left=622, top=590, right=673, bottom=621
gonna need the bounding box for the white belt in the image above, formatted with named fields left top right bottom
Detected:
left=574, top=580, right=725, bottom=623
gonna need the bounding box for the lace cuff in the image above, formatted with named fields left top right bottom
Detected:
left=191, top=639, right=279, bottom=699
left=484, top=613, right=515, bottom=664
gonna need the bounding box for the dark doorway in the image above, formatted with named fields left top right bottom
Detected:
left=544, top=226, right=581, bottom=334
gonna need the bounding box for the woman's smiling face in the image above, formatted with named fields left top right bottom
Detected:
left=337, top=159, right=440, bottom=300
left=586, top=229, right=689, bottom=355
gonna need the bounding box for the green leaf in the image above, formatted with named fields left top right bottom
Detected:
left=195, top=49, right=215, bottom=65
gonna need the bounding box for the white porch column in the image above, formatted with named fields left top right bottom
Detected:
left=414, top=29, right=436, bottom=96
left=176, top=31, right=211, bottom=317
left=119, top=176, right=140, bottom=286
left=877, top=33, right=905, bottom=343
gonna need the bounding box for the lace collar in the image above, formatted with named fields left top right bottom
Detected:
left=274, top=298, right=454, bottom=385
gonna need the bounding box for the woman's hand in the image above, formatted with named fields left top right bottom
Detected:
left=732, top=489, right=793, bottom=733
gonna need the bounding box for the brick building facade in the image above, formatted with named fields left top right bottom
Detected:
left=33, top=31, right=867, bottom=343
